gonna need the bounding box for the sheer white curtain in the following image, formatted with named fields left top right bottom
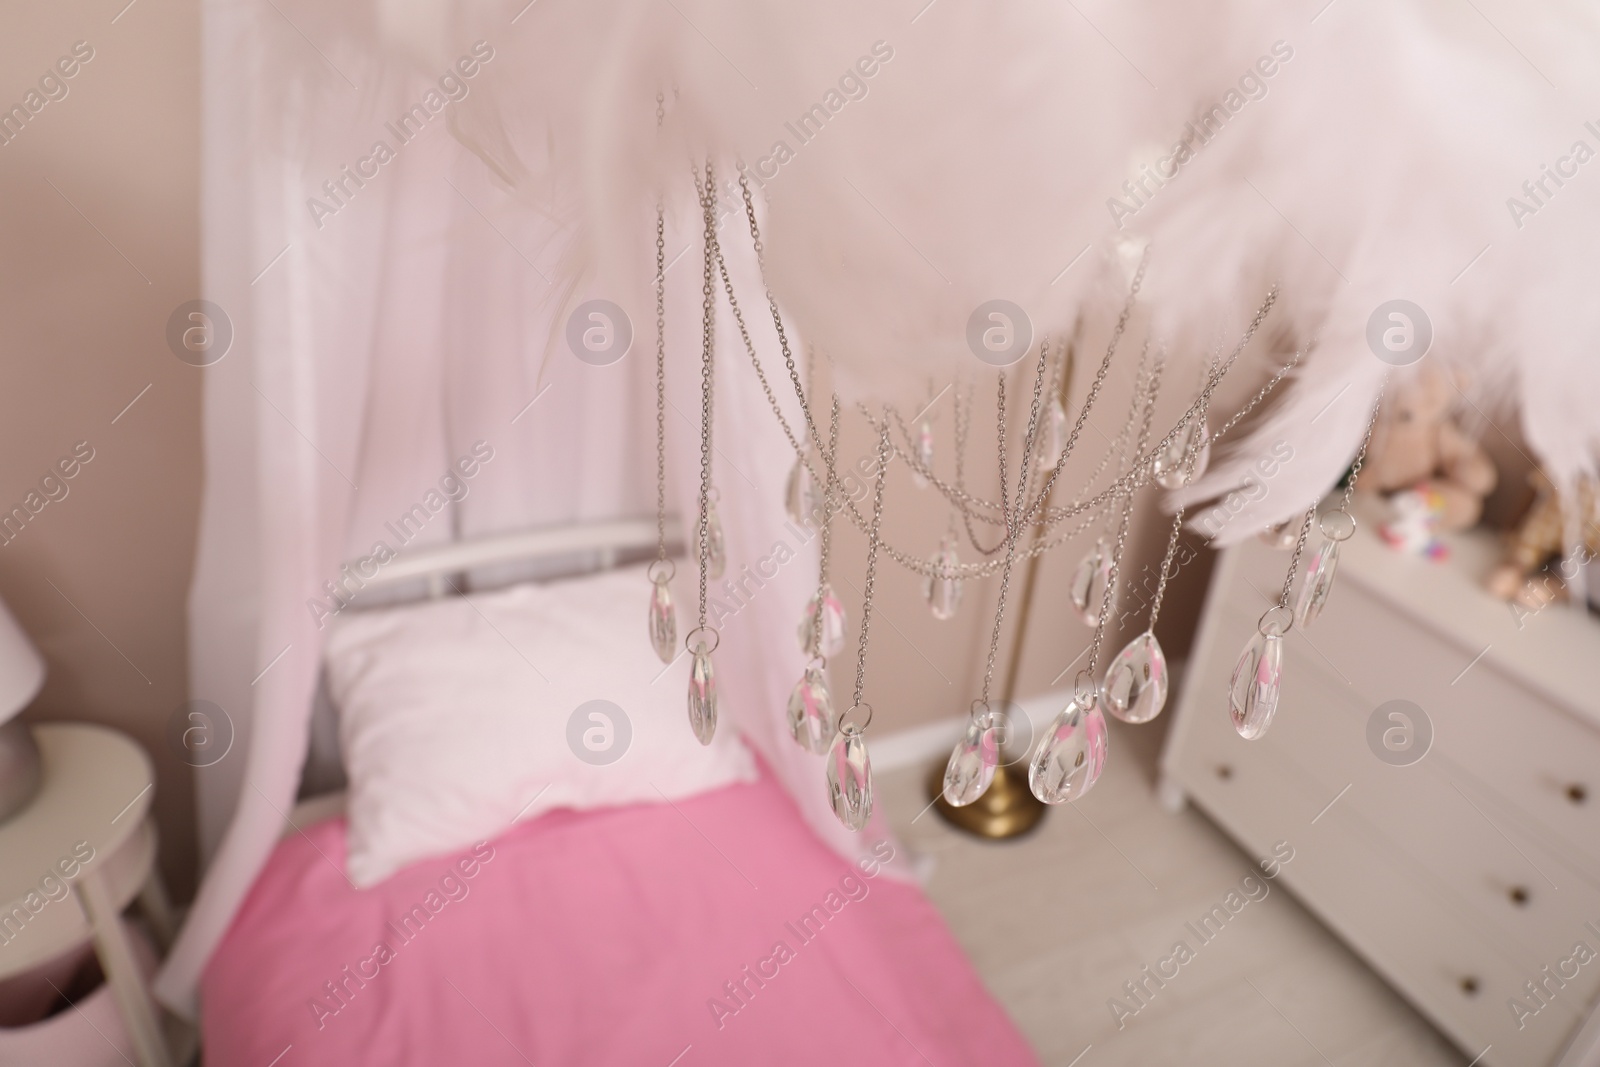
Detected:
left=163, top=0, right=895, bottom=1018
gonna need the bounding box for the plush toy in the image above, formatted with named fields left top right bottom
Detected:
left=1359, top=366, right=1497, bottom=550
left=1378, top=486, right=1452, bottom=559
left=1486, top=471, right=1600, bottom=609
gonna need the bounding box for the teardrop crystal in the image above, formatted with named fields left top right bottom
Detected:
left=1101, top=632, right=1169, bottom=724
left=826, top=727, right=873, bottom=831
left=1229, top=629, right=1283, bottom=740
left=705, top=502, right=727, bottom=580
left=1294, top=538, right=1340, bottom=629
left=942, top=709, right=1002, bottom=807
left=1259, top=519, right=1298, bottom=549
left=1068, top=536, right=1115, bottom=627
left=688, top=641, right=718, bottom=745
left=912, top=418, right=934, bottom=488
left=1027, top=696, right=1109, bottom=804
left=922, top=536, right=963, bottom=621
left=648, top=577, right=677, bottom=664
left=1152, top=417, right=1211, bottom=490
left=786, top=665, right=835, bottom=755
left=797, top=583, right=847, bottom=658
left=785, top=458, right=821, bottom=525
left=1040, top=394, right=1068, bottom=470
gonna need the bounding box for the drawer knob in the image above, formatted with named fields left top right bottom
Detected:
left=1568, top=784, right=1588, bottom=805
left=1216, top=764, right=1233, bottom=780
left=1510, top=886, right=1530, bottom=907
left=1460, top=977, right=1480, bottom=996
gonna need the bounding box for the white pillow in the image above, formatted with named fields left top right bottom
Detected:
left=324, top=562, right=757, bottom=887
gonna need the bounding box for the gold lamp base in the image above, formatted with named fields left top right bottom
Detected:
left=925, top=759, right=1046, bottom=840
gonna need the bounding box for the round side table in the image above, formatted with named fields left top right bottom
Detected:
left=0, top=723, right=176, bottom=1067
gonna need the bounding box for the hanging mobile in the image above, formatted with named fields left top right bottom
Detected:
left=911, top=380, right=935, bottom=489
left=1030, top=345, right=1163, bottom=802
left=789, top=397, right=843, bottom=754
left=827, top=415, right=892, bottom=831
left=784, top=350, right=822, bottom=522
left=924, top=519, right=964, bottom=621
left=945, top=346, right=1050, bottom=807
left=1102, top=510, right=1181, bottom=724
left=1295, top=388, right=1384, bottom=629
left=1069, top=342, right=1154, bottom=626
left=1230, top=507, right=1314, bottom=740
left=1152, top=357, right=1215, bottom=489
left=924, top=383, right=974, bottom=620
left=685, top=161, right=721, bottom=745
left=647, top=202, right=678, bottom=664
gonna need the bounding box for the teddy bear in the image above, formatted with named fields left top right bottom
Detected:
left=1359, top=365, right=1497, bottom=553
left=1485, top=470, right=1599, bottom=609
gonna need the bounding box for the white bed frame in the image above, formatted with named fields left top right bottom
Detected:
left=359, top=516, right=686, bottom=601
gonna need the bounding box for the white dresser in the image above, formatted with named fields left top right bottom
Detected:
left=1161, top=509, right=1600, bottom=1067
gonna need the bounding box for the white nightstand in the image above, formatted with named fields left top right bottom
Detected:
left=0, top=723, right=178, bottom=1067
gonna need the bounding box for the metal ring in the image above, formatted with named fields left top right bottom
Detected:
left=1074, top=670, right=1099, bottom=706
left=647, top=559, right=676, bottom=584
left=1320, top=509, right=1357, bottom=542
left=839, top=702, right=873, bottom=734
left=1258, top=605, right=1292, bottom=637
left=806, top=654, right=827, bottom=672
left=684, top=626, right=720, bottom=655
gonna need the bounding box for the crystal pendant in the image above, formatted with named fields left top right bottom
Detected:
left=797, top=583, right=847, bottom=658
left=786, top=665, right=835, bottom=755
left=648, top=577, right=677, bottom=664
left=1229, top=625, right=1284, bottom=740
left=1027, top=696, right=1109, bottom=804
left=1259, top=519, right=1298, bottom=549
left=1152, top=417, right=1211, bottom=490
left=942, top=709, right=1002, bottom=807
left=1294, top=538, right=1340, bottom=629
left=912, top=418, right=934, bottom=488
left=785, top=458, right=821, bottom=525
left=922, top=535, right=963, bottom=621
left=1101, top=631, right=1169, bottom=724
left=705, top=502, right=727, bottom=580
left=688, top=641, right=718, bottom=745
left=1068, top=536, right=1115, bottom=627
left=826, top=726, right=873, bottom=831
left=1040, top=394, right=1068, bottom=470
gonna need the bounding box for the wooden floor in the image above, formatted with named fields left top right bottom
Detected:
left=879, top=717, right=1469, bottom=1067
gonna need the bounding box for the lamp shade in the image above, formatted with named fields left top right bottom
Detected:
left=0, top=597, right=44, bottom=723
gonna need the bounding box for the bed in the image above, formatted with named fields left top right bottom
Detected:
left=202, top=772, right=1037, bottom=1066
left=196, top=523, right=1039, bottom=1066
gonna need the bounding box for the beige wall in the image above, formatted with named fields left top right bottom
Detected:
left=0, top=0, right=201, bottom=898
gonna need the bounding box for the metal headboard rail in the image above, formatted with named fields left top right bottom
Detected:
left=355, top=516, right=686, bottom=599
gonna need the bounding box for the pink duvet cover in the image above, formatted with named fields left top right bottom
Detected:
left=203, top=773, right=1039, bottom=1066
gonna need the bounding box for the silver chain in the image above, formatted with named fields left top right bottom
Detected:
left=1278, top=506, right=1317, bottom=610
left=1084, top=345, right=1164, bottom=679
left=978, top=340, right=1050, bottom=709
left=694, top=161, right=717, bottom=632
left=850, top=414, right=893, bottom=722
left=654, top=206, right=668, bottom=564
left=818, top=394, right=839, bottom=582
left=1340, top=381, right=1387, bottom=510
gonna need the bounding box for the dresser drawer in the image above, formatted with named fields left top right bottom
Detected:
left=1289, top=572, right=1600, bottom=879
left=1246, top=616, right=1600, bottom=1005
left=1169, top=696, right=1584, bottom=1067
left=1215, top=534, right=1600, bottom=874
